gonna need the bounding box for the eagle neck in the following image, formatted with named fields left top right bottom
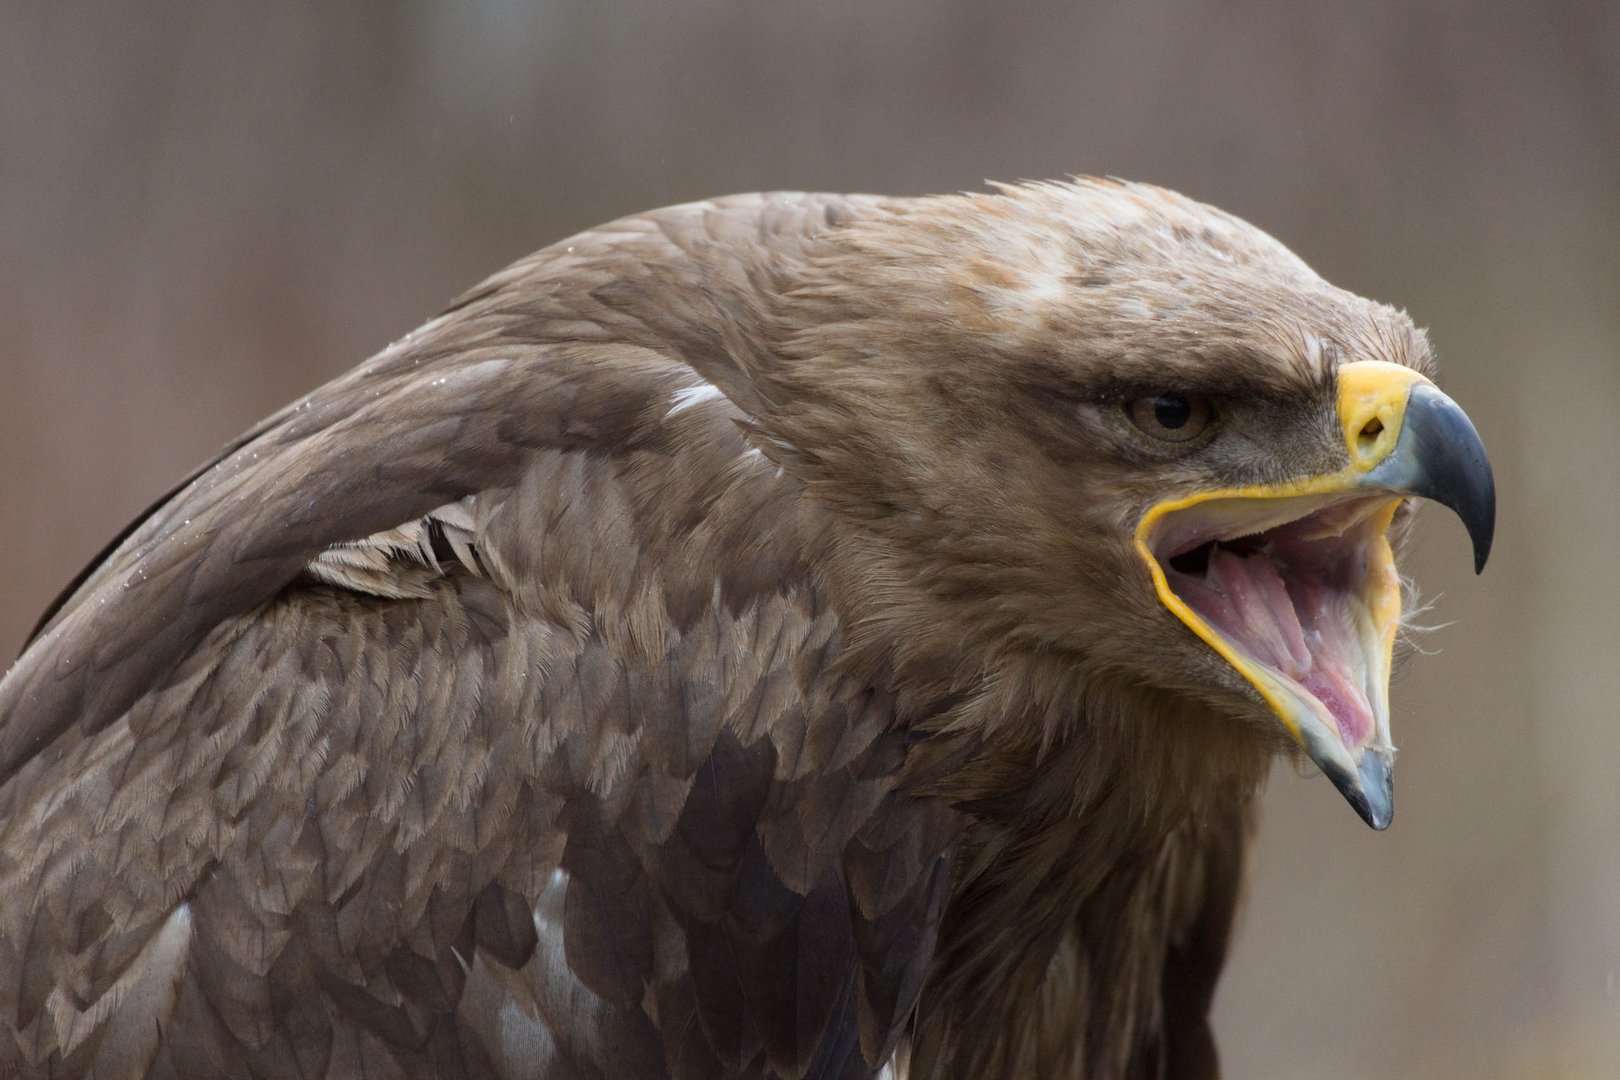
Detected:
left=909, top=672, right=1268, bottom=1079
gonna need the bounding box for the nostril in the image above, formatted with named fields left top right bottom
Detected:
left=1357, top=416, right=1384, bottom=451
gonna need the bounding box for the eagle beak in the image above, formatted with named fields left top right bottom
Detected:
left=1134, top=361, right=1495, bottom=829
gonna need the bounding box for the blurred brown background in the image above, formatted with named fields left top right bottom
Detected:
left=1, top=3, right=1615, bottom=1077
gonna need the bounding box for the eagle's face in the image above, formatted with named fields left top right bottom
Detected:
left=1127, top=363, right=1491, bottom=826
left=765, top=181, right=1494, bottom=826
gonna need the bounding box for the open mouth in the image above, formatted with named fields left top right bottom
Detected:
left=1121, top=362, right=1494, bottom=830
left=1141, top=490, right=1405, bottom=755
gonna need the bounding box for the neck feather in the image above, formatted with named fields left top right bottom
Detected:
left=907, top=668, right=1268, bottom=1079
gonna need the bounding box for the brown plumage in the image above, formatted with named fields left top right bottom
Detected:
left=0, top=181, right=1488, bottom=1079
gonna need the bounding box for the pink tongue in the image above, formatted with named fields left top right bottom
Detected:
left=1174, top=549, right=1373, bottom=749
left=1294, top=582, right=1374, bottom=747
left=1181, top=550, right=1312, bottom=678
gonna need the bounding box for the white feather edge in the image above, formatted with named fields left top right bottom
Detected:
left=304, top=496, right=484, bottom=598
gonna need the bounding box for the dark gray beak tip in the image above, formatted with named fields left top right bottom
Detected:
left=1324, top=751, right=1394, bottom=830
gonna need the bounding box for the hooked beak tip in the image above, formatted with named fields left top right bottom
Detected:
left=1323, top=749, right=1394, bottom=830
left=1370, top=382, right=1496, bottom=575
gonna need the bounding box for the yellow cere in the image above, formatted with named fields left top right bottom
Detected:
left=1335, top=360, right=1433, bottom=473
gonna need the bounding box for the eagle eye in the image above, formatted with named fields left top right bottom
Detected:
left=1126, top=393, right=1215, bottom=443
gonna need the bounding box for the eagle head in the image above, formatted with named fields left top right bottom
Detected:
left=756, top=179, right=1494, bottom=828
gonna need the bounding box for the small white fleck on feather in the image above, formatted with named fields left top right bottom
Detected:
left=666, top=381, right=725, bottom=418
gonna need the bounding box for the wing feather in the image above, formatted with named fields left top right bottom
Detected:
left=0, top=193, right=946, bottom=1079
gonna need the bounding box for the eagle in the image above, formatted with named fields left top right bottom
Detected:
left=0, top=180, right=1493, bottom=1080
